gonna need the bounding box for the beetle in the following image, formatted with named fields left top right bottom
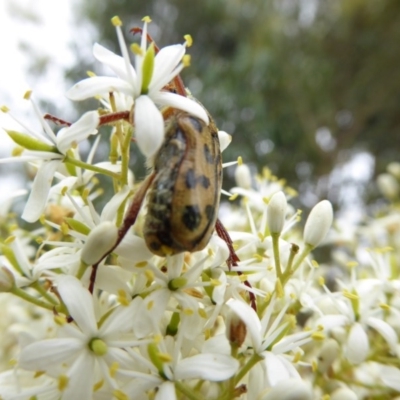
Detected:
left=144, top=110, right=222, bottom=257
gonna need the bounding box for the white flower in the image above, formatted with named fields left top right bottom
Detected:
left=67, top=17, right=208, bottom=158
left=267, top=191, right=287, bottom=234
left=19, top=276, right=143, bottom=399
left=1, top=98, right=99, bottom=223
left=303, top=200, right=333, bottom=247
left=120, top=332, right=239, bottom=400
left=227, top=297, right=313, bottom=388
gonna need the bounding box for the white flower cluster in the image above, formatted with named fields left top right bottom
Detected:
left=0, top=15, right=399, bottom=400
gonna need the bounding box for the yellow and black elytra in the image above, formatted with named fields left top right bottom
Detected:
left=144, top=112, right=222, bottom=256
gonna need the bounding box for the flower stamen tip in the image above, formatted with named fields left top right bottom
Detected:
left=184, top=34, right=193, bottom=47
left=111, top=16, right=122, bottom=27
left=142, top=16, right=152, bottom=23
left=131, top=43, right=143, bottom=56
left=23, top=90, right=32, bottom=100
left=182, top=54, right=191, bottom=67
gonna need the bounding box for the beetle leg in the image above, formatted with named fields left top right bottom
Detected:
left=215, top=219, right=257, bottom=311
left=43, top=114, right=72, bottom=127
left=99, top=110, right=131, bottom=125
left=88, top=172, right=156, bottom=293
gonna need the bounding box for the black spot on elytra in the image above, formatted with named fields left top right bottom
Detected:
left=188, top=117, right=203, bottom=133
left=182, top=205, right=202, bottom=231
left=204, top=144, right=214, bottom=164
left=149, top=241, right=161, bottom=251
left=200, top=175, right=210, bottom=189
left=185, top=169, right=197, bottom=189
left=205, top=205, right=215, bottom=221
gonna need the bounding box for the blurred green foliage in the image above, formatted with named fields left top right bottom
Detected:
left=63, top=0, right=400, bottom=204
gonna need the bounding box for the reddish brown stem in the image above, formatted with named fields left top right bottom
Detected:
left=43, top=114, right=72, bottom=127
left=99, top=111, right=130, bottom=126
left=88, top=172, right=156, bottom=293
left=215, top=219, right=257, bottom=311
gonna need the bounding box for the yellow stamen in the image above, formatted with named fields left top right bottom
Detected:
left=23, top=90, right=32, bottom=100
left=111, top=16, right=122, bottom=27
left=184, top=34, right=193, bottom=47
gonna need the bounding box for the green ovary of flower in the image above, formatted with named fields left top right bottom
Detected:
left=89, top=338, right=108, bottom=356
left=168, top=277, right=187, bottom=291
left=141, top=43, right=155, bottom=94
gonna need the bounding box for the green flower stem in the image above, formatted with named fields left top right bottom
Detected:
left=120, top=124, right=133, bottom=186
left=76, top=261, right=89, bottom=280
left=11, top=287, right=56, bottom=311
left=234, top=353, right=263, bottom=385
left=284, top=243, right=299, bottom=275
left=64, top=156, right=120, bottom=179
left=271, top=232, right=282, bottom=279
left=282, top=244, right=313, bottom=286
left=30, top=281, right=58, bottom=305
left=226, top=345, right=239, bottom=399
left=175, top=381, right=204, bottom=400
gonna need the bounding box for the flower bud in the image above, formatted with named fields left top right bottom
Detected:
left=225, top=309, right=247, bottom=347
left=330, top=387, right=357, bottom=400
left=377, top=173, right=399, bottom=200
left=303, top=200, right=333, bottom=247
left=262, top=379, right=312, bottom=400
left=267, top=191, right=287, bottom=234
left=317, top=338, right=339, bottom=373
left=235, top=163, right=252, bottom=189
left=387, top=162, right=400, bottom=179
left=218, top=130, right=232, bottom=152
left=0, top=266, right=15, bottom=292
left=81, top=221, right=118, bottom=265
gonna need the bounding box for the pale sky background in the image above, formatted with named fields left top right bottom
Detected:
left=0, top=0, right=375, bottom=219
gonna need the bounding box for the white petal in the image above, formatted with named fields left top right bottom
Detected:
left=150, top=44, right=186, bottom=92
left=93, top=43, right=137, bottom=85
left=100, top=297, right=141, bottom=337
left=303, top=200, right=333, bottom=247
left=57, top=275, right=98, bottom=336
left=366, top=316, right=398, bottom=353
left=218, top=130, right=232, bottom=152
left=57, top=111, right=99, bottom=154
left=261, top=378, right=312, bottom=400
left=211, top=269, right=227, bottom=305
left=379, top=365, right=400, bottom=391
left=19, top=338, right=82, bottom=370
left=226, top=298, right=262, bottom=351
left=115, top=233, right=154, bottom=263
left=22, top=160, right=60, bottom=223
left=81, top=221, right=118, bottom=265
left=95, top=264, right=132, bottom=295
left=63, top=351, right=94, bottom=400
left=155, top=382, right=176, bottom=400
left=315, top=315, right=349, bottom=332
left=264, top=352, right=290, bottom=386
left=201, top=334, right=231, bottom=356
left=134, top=95, right=164, bottom=158
left=175, top=353, right=239, bottom=381
left=100, top=185, right=130, bottom=222
left=67, top=76, right=133, bottom=100
left=346, top=322, right=369, bottom=364
left=152, top=91, right=209, bottom=124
